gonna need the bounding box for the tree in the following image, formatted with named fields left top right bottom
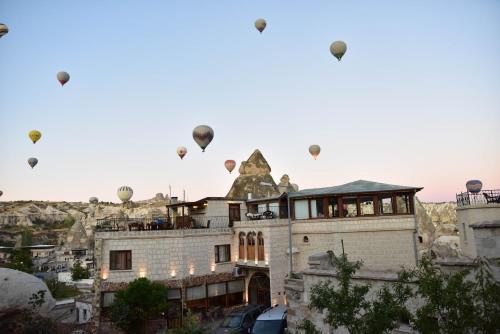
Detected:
left=165, top=309, right=206, bottom=334
left=45, top=279, right=80, bottom=299
left=21, top=229, right=33, bottom=246
left=7, top=249, right=34, bottom=273
left=298, top=252, right=500, bottom=334
left=70, top=258, right=90, bottom=280
left=306, top=251, right=410, bottom=334
left=110, top=277, right=169, bottom=334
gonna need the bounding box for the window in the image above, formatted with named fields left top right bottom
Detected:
left=462, top=223, right=467, bottom=242
left=228, top=280, right=245, bottom=293
left=83, top=309, right=87, bottom=321
left=268, top=202, right=280, bottom=217
left=109, top=250, right=132, bottom=270
left=247, top=233, right=256, bottom=260
left=258, top=203, right=267, bottom=213
left=328, top=198, right=340, bottom=217
left=257, top=232, right=265, bottom=261
left=396, top=194, right=411, bottom=214
left=215, top=244, right=231, bottom=263
left=378, top=195, right=393, bottom=214
left=102, top=292, right=115, bottom=307
left=208, top=282, right=227, bottom=297
left=359, top=196, right=374, bottom=215
left=168, top=288, right=181, bottom=300
left=294, top=200, right=309, bottom=219
left=311, top=199, right=325, bottom=218
left=342, top=197, right=357, bottom=217
left=238, top=232, right=245, bottom=260
left=418, top=236, right=423, bottom=243
left=186, top=285, right=206, bottom=301
left=303, top=236, right=309, bottom=243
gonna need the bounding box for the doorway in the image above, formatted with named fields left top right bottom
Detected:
left=248, top=272, right=271, bottom=307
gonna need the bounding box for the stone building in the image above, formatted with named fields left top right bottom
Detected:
left=92, top=177, right=423, bottom=330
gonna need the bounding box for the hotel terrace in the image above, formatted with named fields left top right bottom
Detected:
left=93, top=180, right=422, bottom=328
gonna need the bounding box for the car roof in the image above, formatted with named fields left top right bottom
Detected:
left=230, top=304, right=263, bottom=316
left=256, top=305, right=287, bottom=321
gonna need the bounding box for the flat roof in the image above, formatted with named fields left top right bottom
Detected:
left=288, top=180, right=422, bottom=198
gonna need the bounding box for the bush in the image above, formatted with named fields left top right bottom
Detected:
left=70, top=259, right=90, bottom=281
left=45, top=279, right=80, bottom=299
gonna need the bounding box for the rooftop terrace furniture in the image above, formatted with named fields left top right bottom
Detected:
left=484, top=193, right=500, bottom=204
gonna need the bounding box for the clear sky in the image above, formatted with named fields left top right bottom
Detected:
left=1, top=0, right=499, bottom=203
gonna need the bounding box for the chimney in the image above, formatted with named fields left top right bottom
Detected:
left=170, top=197, right=178, bottom=204
left=247, top=193, right=252, bottom=200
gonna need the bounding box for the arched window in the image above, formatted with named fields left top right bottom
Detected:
left=239, top=232, right=246, bottom=260
left=257, top=232, right=265, bottom=261
left=303, top=236, right=309, bottom=243
left=247, top=232, right=256, bottom=261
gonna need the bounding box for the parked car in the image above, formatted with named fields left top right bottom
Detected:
left=251, top=305, right=287, bottom=334
left=216, top=304, right=265, bottom=334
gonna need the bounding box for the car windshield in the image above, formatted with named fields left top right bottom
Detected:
left=222, top=315, right=242, bottom=328
left=251, top=320, right=283, bottom=333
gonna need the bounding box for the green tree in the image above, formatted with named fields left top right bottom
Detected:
left=70, top=258, right=90, bottom=280
left=21, top=229, right=33, bottom=246
left=7, top=249, right=34, bottom=273
left=165, top=309, right=206, bottom=334
left=306, top=251, right=410, bottom=334
left=110, top=277, right=169, bottom=334
left=45, top=279, right=80, bottom=299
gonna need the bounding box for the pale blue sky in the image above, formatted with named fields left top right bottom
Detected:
left=1, top=0, right=499, bottom=202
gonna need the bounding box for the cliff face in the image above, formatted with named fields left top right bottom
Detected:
left=226, top=149, right=281, bottom=199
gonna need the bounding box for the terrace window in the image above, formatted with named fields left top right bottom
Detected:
left=215, top=244, right=231, bottom=263
left=378, top=195, right=393, bottom=214
left=257, top=232, right=265, bottom=261
left=396, top=194, right=411, bottom=214
left=268, top=202, right=280, bottom=217
left=328, top=198, right=340, bottom=217
left=311, top=199, right=325, bottom=218
left=342, top=197, right=358, bottom=217
left=238, top=232, right=245, bottom=260
left=294, top=200, right=309, bottom=219
left=258, top=204, right=267, bottom=213
left=359, top=196, right=374, bottom=215
left=109, top=250, right=132, bottom=270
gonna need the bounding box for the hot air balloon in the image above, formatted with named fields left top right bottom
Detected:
left=117, top=186, right=133, bottom=203
left=224, top=160, right=236, bottom=173
left=28, top=130, right=42, bottom=144
left=466, top=180, right=482, bottom=194
left=0, top=190, right=3, bottom=197
left=177, top=146, right=187, bottom=160
left=309, top=145, right=321, bottom=160
left=0, top=23, right=8, bottom=38
left=57, top=71, right=70, bottom=86
left=192, top=125, right=214, bottom=152
left=330, top=41, right=347, bottom=61
left=255, top=19, right=267, bottom=33
left=28, top=157, right=38, bottom=169
left=89, top=197, right=99, bottom=204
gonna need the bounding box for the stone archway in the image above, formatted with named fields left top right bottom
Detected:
left=248, top=272, right=271, bottom=307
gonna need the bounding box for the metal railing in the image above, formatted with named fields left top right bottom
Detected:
left=456, top=189, right=500, bottom=207
left=244, top=206, right=289, bottom=220
left=95, top=215, right=231, bottom=232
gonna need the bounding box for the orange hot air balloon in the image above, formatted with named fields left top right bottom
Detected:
left=224, top=160, right=236, bottom=173
left=177, top=146, right=187, bottom=160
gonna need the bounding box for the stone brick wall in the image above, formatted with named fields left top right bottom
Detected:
left=457, top=205, right=500, bottom=258
left=96, top=228, right=234, bottom=283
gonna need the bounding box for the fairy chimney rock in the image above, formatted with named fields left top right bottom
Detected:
left=227, top=149, right=280, bottom=199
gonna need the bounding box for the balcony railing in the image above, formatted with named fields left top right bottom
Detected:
left=244, top=207, right=289, bottom=220
left=95, top=216, right=230, bottom=232
left=456, top=189, right=500, bottom=207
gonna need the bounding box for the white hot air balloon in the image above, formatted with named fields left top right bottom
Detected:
left=309, top=145, right=321, bottom=160
left=117, top=186, right=133, bottom=203
left=177, top=146, right=187, bottom=160
left=192, top=125, right=214, bottom=152
left=0, top=190, right=3, bottom=198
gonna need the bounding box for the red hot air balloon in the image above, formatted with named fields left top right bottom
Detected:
left=224, top=160, right=236, bottom=173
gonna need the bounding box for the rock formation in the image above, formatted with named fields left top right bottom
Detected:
left=0, top=268, right=55, bottom=317
left=66, top=220, right=90, bottom=250
left=277, top=174, right=299, bottom=193
left=226, top=149, right=282, bottom=199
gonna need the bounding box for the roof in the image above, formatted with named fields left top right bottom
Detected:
left=256, top=304, right=287, bottom=321
left=288, top=180, right=422, bottom=198
left=166, top=197, right=245, bottom=208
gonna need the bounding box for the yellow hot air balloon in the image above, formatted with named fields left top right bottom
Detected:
left=309, top=145, right=321, bottom=160
left=29, top=130, right=42, bottom=144
left=330, top=41, right=347, bottom=61
left=255, top=19, right=267, bottom=33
